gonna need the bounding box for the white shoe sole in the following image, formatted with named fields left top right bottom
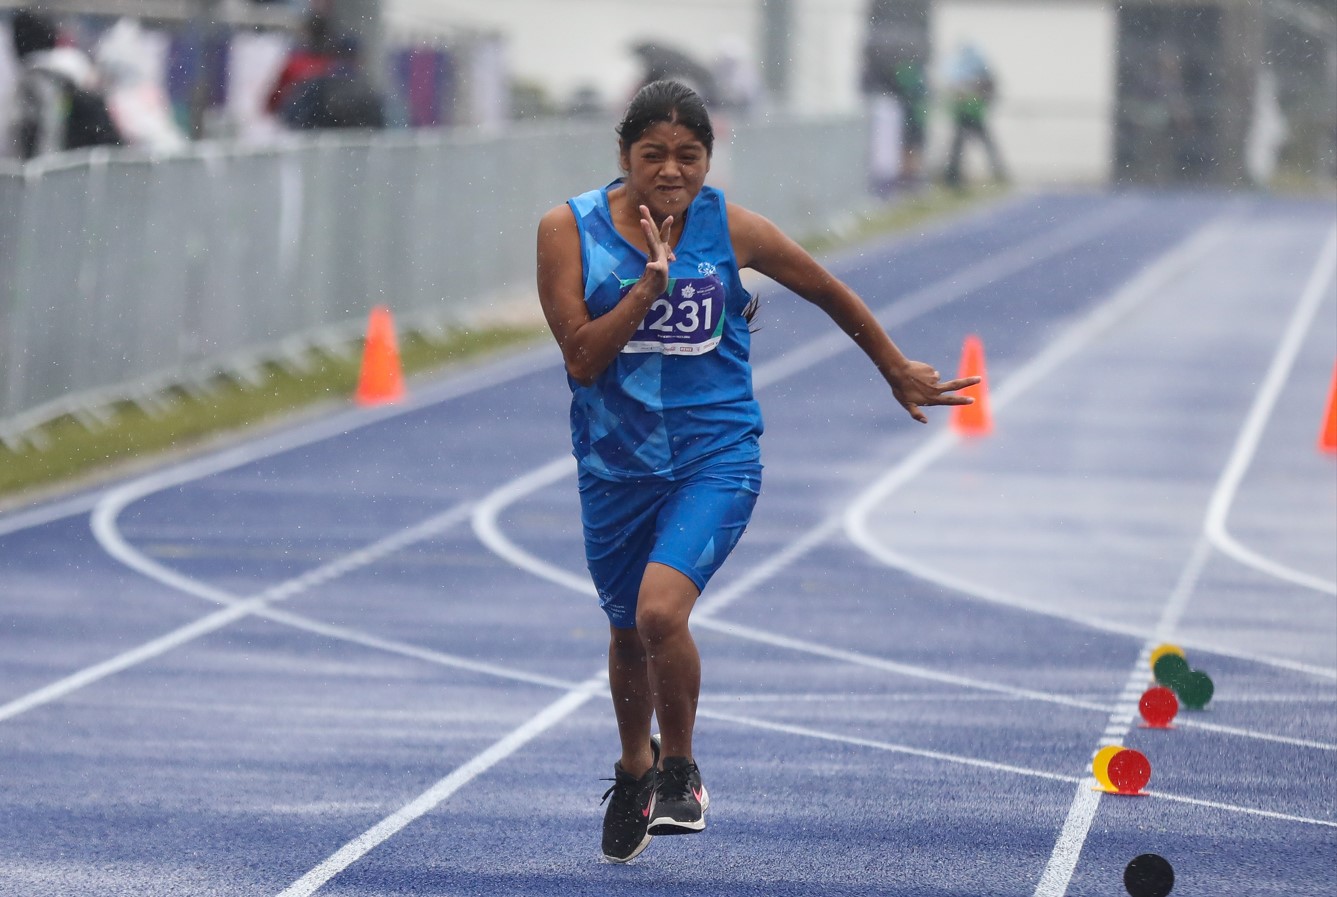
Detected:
left=602, top=830, right=652, bottom=863
left=646, top=785, right=709, bottom=835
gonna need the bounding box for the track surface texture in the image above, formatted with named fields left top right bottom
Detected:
left=1, top=191, right=1334, bottom=897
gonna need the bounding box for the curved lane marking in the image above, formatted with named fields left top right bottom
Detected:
left=1203, top=227, right=1337, bottom=596
left=699, top=708, right=1336, bottom=829
left=1032, top=225, right=1337, bottom=897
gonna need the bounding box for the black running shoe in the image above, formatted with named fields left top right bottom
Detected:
left=599, top=736, right=661, bottom=863
left=647, top=756, right=709, bottom=835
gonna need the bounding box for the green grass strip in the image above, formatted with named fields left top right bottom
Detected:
left=0, top=324, right=547, bottom=502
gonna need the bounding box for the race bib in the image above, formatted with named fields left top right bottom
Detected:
left=621, top=276, right=726, bottom=356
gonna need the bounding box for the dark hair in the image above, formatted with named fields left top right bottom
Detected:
left=12, top=9, right=58, bottom=58
left=617, top=79, right=714, bottom=156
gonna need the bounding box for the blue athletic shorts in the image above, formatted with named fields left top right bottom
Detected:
left=579, top=454, right=762, bottom=629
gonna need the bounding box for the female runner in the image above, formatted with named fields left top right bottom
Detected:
left=536, top=80, right=978, bottom=863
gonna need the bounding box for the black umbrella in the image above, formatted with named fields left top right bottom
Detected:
left=632, top=41, right=720, bottom=104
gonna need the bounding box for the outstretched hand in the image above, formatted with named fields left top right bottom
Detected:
left=639, top=204, right=675, bottom=294
left=891, top=360, right=980, bottom=424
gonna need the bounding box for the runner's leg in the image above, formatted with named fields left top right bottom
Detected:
left=608, top=625, right=656, bottom=777
left=635, top=562, right=702, bottom=761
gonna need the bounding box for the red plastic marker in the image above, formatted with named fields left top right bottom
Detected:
left=1108, top=748, right=1151, bottom=795
left=1139, top=686, right=1179, bottom=729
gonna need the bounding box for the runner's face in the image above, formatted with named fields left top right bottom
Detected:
left=621, top=121, right=710, bottom=222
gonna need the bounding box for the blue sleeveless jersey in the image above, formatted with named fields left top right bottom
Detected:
left=567, top=181, right=763, bottom=481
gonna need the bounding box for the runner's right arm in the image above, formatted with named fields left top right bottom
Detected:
left=537, top=203, right=673, bottom=386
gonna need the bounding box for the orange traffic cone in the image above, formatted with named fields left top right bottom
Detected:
left=355, top=305, right=406, bottom=405
left=951, top=334, right=993, bottom=437
left=1320, top=361, right=1337, bottom=454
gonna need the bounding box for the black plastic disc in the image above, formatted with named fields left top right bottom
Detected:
left=1124, top=853, right=1174, bottom=897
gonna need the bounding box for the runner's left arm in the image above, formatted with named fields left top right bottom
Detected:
left=727, top=203, right=977, bottom=423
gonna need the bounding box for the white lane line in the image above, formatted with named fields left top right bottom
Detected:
left=696, top=518, right=842, bottom=617
left=0, top=193, right=1072, bottom=538
left=84, top=342, right=558, bottom=603
left=276, top=677, right=604, bottom=897
left=1137, top=788, right=1337, bottom=828
left=1147, top=637, right=1333, bottom=680
left=694, top=632, right=1337, bottom=751
left=257, top=607, right=583, bottom=693
left=1206, top=693, right=1337, bottom=703
left=472, top=202, right=1152, bottom=625
left=840, top=217, right=1337, bottom=681
left=700, top=709, right=1337, bottom=829
left=258, top=201, right=1139, bottom=891
left=475, top=211, right=1336, bottom=739
left=16, top=198, right=1133, bottom=717
left=1032, top=534, right=1214, bottom=896
left=1032, top=228, right=1337, bottom=896
left=703, top=690, right=1336, bottom=706
left=0, top=487, right=113, bottom=537
left=708, top=689, right=1334, bottom=703
left=472, top=455, right=592, bottom=597
left=1204, top=226, right=1337, bottom=596
left=1171, top=717, right=1337, bottom=752
left=478, top=476, right=1333, bottom=723
left=703, top=692, right=1078, bottom=704
left=473, top=451, right=1150, bottom=728
left=0, top=196, right=1149, bottom=892
left=692, top=617, right=1108, bottom=713
left=525, top=211, right=1337, bottom=895
left=0, top=342, right=559, bottom=537
left=0, top=601, right=262, bottom=722
left=815, top=546, right=1151, bottom=641
left=3, top=502, right=476, bottom=722
left=788, top=539, right=1336, bottom=677
left=1033, top=786, right=1102, bottom=895
left=470, top=198, right=1143, bottom=583
left=844, top=212, right=1236, bottom=623
left=5, top=192, right=998, bottom=535
left=750, top=199, right=1143, bottom=392
left=700, top=707, right=1079, bottom=785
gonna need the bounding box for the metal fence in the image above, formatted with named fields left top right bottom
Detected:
left=0, top=113, right=870, bottom=446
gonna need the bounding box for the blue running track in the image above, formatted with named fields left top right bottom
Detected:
left=1, top=190, right=1334, bottom=896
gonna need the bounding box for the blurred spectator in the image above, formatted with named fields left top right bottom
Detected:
left=226, top=26, right=289, bottom=143
left=10, top=8, right=120, bottom=159
left=95, top=18, right=187, bottom=153
left=277, top=33, right=384, bottom=130
left=0, top=19, right=18, bottom=157
left=1246, top=68, right=1288, bottom=186
left=1152, top=43, right=1205, bottom=180
left=266, top=11, right=337, bottom=116
left=862, top=26, right=927, bottom=193
left=632, top=42, right=718, bottom=107
left=942, top=42, right=1006, bottom=188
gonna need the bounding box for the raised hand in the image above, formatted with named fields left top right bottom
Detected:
left=890, top=360, right=981, bottom=424
left=638, top=204, right=675, bottom=296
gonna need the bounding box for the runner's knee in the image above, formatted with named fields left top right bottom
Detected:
left=634, top=598, right=688, bottom=646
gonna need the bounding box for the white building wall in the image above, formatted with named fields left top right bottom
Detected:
left=386, top=0, right=868, bottom=115
left=790, top=0, right=868, bottom=114
left=930, top=0, right=1116, bottom=184
left=386, top=0, right=1120, bottom=184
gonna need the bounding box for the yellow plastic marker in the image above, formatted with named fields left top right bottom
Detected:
left=1148, top=643, right=1185, bottom=672
left=1092, top=745, right=1123, bottom=792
